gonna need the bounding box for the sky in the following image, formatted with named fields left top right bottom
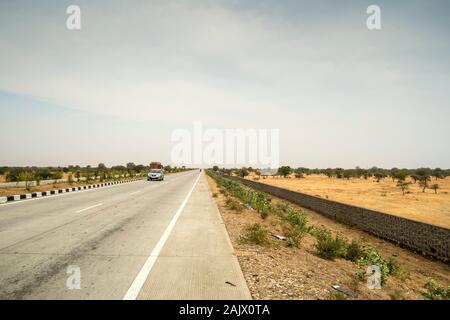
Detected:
left=0, top=0, right=449, bottom=168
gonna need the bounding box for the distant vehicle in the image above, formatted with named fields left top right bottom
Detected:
left=149, top=162, right=163, bottom=169
left=147, top=168, right=164, bottom=181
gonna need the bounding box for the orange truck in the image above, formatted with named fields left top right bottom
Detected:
left=149, top=162, right=163, bottom=169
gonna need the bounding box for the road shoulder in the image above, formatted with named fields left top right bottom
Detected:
left=137, top=173, right=251, bottom=300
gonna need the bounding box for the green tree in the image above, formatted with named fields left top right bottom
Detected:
left=392, top=170, right=408, bottom=182
left=238, top=167, right=249, bottom=178
left=416, top=168, right=431, bottom=192
left=335, top=168, right=344, bottom=179
left=432, top=168, right=443, bottom=180
left=324, top=168, right=333, bottom=178
left=18, top=170, right=35, bottom=191
left=343, top=170, right=353, bottom=180
left=278, top=166, right=292, bottom=178
left=374, top=172, right=386, bottom=182
left=126, top=162, right=136, bottom=177
left=355, top=166, right=365, bottom=179
left=135, top=164, right=146, bottom=173
left=164, top=165, right=172, bottom=173
left=85, top=165, right=92, bottom=182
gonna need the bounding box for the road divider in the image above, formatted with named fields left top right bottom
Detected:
left=0, top=178, right=145, bottom=205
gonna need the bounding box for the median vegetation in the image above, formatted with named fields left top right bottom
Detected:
left=0, top=163, right=192, bottom=195
left=0, top=163, right=191, bottom=183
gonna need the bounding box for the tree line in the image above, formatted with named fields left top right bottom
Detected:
left=211, top=166, right=449, bottom=194
left=0, top=163, right=190, bottom=183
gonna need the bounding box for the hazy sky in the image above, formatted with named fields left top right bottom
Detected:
left=1, top=0, right=449, bottom=168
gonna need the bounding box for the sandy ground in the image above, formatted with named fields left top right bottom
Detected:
left=207, top=175, right=450, bottom=300
left=245, top=174, right=450, bottom=229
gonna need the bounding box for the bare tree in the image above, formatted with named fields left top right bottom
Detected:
left=430, top=184, right=439, bottom=194
left=396, top=181, right=411, bottom=195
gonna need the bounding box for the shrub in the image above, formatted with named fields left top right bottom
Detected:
left=386, top=258, right=400, bottom=276
left=345, top=240, right=366, bottom=262
left=275, top=203, right=289, bottom=213
left=6, top=168, right=25, bottom=182
left=282, top=207, right=309, bottom=231
left=283, top=224, right=305, bottom=248
left=330, top=292, right=347, bottom=300
left=239, top=223, right=269, bottom=245
left=225, top=197, right=244, bottom=213
left=356, top=247, right=398, bottom=285
left=312, top=227, right=346, bottom=260
left=423, top=279, right=450, bottom=300
left=50, top=171, right=63, bottom=180
left=252, top=192, right=271, bottom=219
left=208, top=171, right=271, bottom=219
left=285, top=237, right=297, bottom=247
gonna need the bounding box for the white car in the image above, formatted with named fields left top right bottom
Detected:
left=147, top=169, right=164, bottom=181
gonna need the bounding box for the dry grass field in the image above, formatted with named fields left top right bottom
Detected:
left=246, top=174, right=450, bottom=229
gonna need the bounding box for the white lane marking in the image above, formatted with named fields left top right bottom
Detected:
left=129, top=190, right=141, bottom=196
left=76, top=203, right=103, bottom=213
left=123, top=172, right=202, bottom=300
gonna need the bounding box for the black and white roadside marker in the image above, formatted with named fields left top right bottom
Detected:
left=0, top=178, right=144, bottom=204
